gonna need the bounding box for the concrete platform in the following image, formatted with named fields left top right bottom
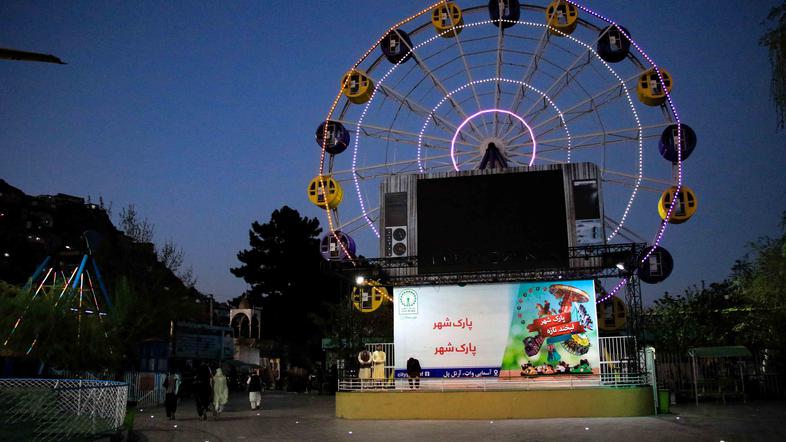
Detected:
left=130, top=391, right=786, bottom=441
left=336, top=386, right=653, bottom=419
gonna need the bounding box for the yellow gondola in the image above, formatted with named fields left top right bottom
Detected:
left=341, top=70, right=374, bottom=104
left=352, top=281, right=389, bottom=313
left=658, top=185, right=697, bottom=224
left=546, top=0, right=578, bottom=36
left=597, top=296, right=627, bottom=333
left=431, top=2, right=463, bottom=38
left=307, top=175, right=343, bottom=209
left=637, top=68, right=673, bottom=106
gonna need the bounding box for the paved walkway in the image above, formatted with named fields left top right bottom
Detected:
left=132, top=391, right=786, bottom=441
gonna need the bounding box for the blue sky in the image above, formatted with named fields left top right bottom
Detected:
left=1, top=1, right=784, bottom=303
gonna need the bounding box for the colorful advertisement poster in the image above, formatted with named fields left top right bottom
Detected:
left=393, top=280, right=599, bottom=379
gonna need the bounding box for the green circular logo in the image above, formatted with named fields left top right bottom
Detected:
left=400, top=289, right=417, bottom=307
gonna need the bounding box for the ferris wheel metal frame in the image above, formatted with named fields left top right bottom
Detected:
left=313, top=1, right=695, bottom=304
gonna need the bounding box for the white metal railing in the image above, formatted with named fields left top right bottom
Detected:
left=340, top=336, right=649, bottom=392
left=48, top=369, right=166, bottom=408
left=364, top=342, right=395, bottom=381
left=124, top=372, right=166, bottom=408
left=0, top=378, right=128, bottom=441
left=338, top=376, right=605, bottom=392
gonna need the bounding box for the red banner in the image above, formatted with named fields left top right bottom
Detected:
left=542, top=321, right=585, bottom=337
left=526, top=313, right=585, bottom=337
left=527, top=313, right=570, bottom=333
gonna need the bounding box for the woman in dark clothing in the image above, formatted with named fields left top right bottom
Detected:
left=163, top=371, right=181, bottom=420
left=193, top=363, right=213, bottom=420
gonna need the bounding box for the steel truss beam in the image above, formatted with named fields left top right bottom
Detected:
left=325, top=243, right=646, bottom=287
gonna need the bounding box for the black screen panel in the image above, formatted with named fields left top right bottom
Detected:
left=573, top=179, right=600, bottom=220
left=384, top=192, right=408, bottom=226
left=417, top=170, right=568, bottom=273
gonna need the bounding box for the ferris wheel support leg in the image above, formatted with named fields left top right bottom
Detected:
left=624, top=275, right=644, bottom=372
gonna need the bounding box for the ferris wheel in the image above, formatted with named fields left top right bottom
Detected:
left=309, top=1, right=698, bottom=299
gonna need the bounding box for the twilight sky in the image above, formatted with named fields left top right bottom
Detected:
left=1, top=1, right=784, bottom=304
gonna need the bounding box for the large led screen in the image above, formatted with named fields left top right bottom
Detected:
left=416, top=170, right=568, bottom=274
left=394, top=280, right=599, bottom=379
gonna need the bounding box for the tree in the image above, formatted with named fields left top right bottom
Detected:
left=645, top=281, right=743, bottom=352
left=231, top=206, right=338, bottom=366
left=118, top=204, right=154, bottom=243
left=730, top=212, right=786, bottom=357
left=0, top=280, right=120, bottom=371
left=231, top=206, right=323, bottom=303
left=646, top=212, right=786, bottom=367
left=117, top=204, right=196, bottom=287
left=158, top=239, right=184, bottom=274
left=761, top=2, right=786, bottom=129
left=157, top=238, right=196, bottom=287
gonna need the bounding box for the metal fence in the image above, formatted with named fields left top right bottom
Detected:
left=0, top=378, right=128, bottom=441
left=655, top=351, right=786, bottom=401
left=48, top=369, right=166, bottom=408
left=124, top=371, right=166, bottom=408
left=340, top=336, right=649, bottom=391
left=339, top=376, right=606, bottom=391
left=599, top=336, right=646, bottom=386
left=364, top=342, right=395, bottom=380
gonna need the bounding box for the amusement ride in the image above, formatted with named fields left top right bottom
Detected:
left=308, top=1, right=698, bottom=340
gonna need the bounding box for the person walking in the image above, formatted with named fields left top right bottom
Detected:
left=247, top=368, right=263, bottom=410
left=163, top=371, right=181, bottom=420
left=212, top=368, right=229, bottom=417
left=193, top=362, right=213, bottom=421
left=406, top=357, right=421, bottom=389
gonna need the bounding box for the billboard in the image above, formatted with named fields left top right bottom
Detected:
left=172, top=322, right=234, bottom=360
left=393, top=280, right=599, bottom=379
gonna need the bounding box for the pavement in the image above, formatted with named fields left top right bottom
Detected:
left=132, top=391, right=786, bottom=441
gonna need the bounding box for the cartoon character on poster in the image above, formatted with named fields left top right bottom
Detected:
left=500, top=281, right=600, bottom=377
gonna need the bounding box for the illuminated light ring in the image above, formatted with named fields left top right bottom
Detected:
left=562, top=1, right=686, bottom=303
left=350, top=18, right=642, bottom=240
left=318, top=1, right=447, bottom=265
left=450, top=109, right=536, bottom=170
left=416, top=77, right=571, bottom=173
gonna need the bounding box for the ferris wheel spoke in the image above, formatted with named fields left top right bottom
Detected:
left=511, top=151, right=559, bottom=164
left=376, top=83, right=482, bottom=144
left=332, top=151, right=476, bottom=180
left=503, top=27, right=550, bottom=132
left=493, top=15, right=505, bottom=137
left=338, top=119, right=476, bottom=149
left=458, top=152, right=483, bottom=169
left=604, top=216, right=648, bottom=243
left=525, top=70, right=641, bottom=133
left=509, top=123, right=665, bottom=155
left=451, top=22, right=491, bottom=137
left=399, top=38, right=486, bottom=139
left=537, top=123, right=666, bottom=147
left=518, top=25, right=618, bottom=125
left=504, top=153, right=530, bottom=167
left=501, top=51, right=594, bottom=142
left=336, top=207, right=380, bottom=234
left=504, top=73, right=639, bottom=147
left=517, top=54, right=593, bottom=130
left=333, top=158, right=436, bottom=179
left=601, top=168, right=672, bottom=187
left=343, top=215, right=376, bottom=235
left=602, top=178, right=665, bottom=194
